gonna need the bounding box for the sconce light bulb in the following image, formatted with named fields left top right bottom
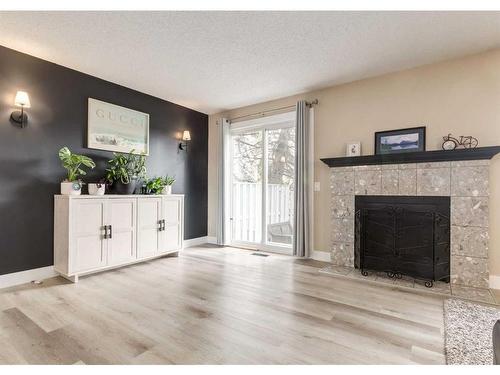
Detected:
left=14, top=91, right=31, bottom=108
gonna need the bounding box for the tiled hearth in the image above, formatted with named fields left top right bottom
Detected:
left=319, top=264, right=499, bottom=305
left=327, top=159, right=493, bottom=302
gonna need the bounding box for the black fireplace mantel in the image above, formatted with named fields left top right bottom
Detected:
left=320, top=146, right=500, bottom=168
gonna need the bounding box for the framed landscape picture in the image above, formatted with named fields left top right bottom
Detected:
left=375, top=126, right=426, bottom=155
left=87, top=98, right=150, bottom=155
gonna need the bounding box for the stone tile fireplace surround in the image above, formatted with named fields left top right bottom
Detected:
left=329, top=160, right=490, bottom=289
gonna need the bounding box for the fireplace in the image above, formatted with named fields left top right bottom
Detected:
left=354, top=195, right=450, bottom=287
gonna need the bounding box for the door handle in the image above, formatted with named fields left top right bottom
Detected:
left=103, top=225, right=108, bottom=239
left=109, top=225, right=112, bottom=239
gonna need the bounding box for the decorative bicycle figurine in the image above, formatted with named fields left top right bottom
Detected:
left=441, top=134, right=478, bottom=150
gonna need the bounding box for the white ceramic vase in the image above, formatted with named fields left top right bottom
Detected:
left=162, top=185, right=172, bottom=195
left=61, top=181, right=82, bottom=196
left=88, top=183, right=106, bottom=196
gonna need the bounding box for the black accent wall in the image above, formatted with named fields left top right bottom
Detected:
left=0, top=45, right=208, bottom=276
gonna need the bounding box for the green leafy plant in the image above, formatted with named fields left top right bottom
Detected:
left=144, top=175, right=176, bottom=195
left=105, top=151, right=147, bottom=185
left=145, top=177, right=166, bottom=195
left=164, top=175, right=175, bottom=186
left=59, top=147, right=96, bottom=182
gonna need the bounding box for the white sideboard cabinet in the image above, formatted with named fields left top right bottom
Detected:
left=54, top=194, right=184, bottom=282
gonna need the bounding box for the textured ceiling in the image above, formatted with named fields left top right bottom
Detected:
left=0, top=11, right=499, bottom=114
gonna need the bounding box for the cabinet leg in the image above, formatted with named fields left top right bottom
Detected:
left=60, top=274, right=79, bottom=283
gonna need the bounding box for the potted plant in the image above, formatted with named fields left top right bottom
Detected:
left=105, top=151, right=146, bottom=195
left=162, top=175, right=176, bottom=195
left=142, top=175, right=175, bottom=195
left=144, top=177, right=166, bottom=195
left=59, top=147, right=96, bottom=195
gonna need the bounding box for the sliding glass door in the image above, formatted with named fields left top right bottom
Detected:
left=230, top=129, right=263, bottom=244
left=266, top=126, right=295, bottom=247
left=229, top=112, right=295, bottom=254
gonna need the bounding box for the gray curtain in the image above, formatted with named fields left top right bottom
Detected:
left=293, top=101, right=311, bottom=257
left=216, top=118, right=230, bottom=245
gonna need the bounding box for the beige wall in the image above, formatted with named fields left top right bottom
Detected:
left=208, top=49, right=500, bottom=278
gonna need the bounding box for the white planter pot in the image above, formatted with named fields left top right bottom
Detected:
left=162, top=185, right=172, bottom=195
left=61, top=181, right=82, bottom=196
left=88, top=183, right=106, bottom=196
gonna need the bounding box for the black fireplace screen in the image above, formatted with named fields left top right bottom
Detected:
left=354, top=196, right=450, bottom=285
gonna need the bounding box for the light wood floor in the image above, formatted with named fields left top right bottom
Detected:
left=0, top=245, right=446, bottom=364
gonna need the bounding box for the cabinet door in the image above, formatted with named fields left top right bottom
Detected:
left=71, top=200, right=106, bottom=273
left=107, top=199, right=137, bottom=266
left=137, top=197, right=162, bottom=259
left=162, top=196, right=183, bottom=252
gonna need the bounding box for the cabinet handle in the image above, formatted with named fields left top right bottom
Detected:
left=158, top=220, right=163, bottom=231
left=162, top=219, right=166, bottom=231
left=103, top=225, right=108, bottom=239
left=109, top=225, right=112, bottom=239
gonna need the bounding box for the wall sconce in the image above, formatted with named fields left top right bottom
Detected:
left=179, top=130, right=191, bottom=151
left=10, top=91, right=31, bottom=128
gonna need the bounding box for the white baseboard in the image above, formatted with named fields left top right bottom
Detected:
left=184, top=236, right=219, bottom=247
left=490, top=275, right=500, bottom=290
left=311, top=250, right=331, bottom=262
left=206, top=236, right=217, bottom=244
left=184, top=236, right=210, bottom=247
left=0, top=266, right=57, bottom=290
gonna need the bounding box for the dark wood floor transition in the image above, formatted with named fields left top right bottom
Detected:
left=0, top=246, right=445, bottom=364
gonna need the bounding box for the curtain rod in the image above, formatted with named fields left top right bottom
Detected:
left=229, top=99, right=318, bottom=123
